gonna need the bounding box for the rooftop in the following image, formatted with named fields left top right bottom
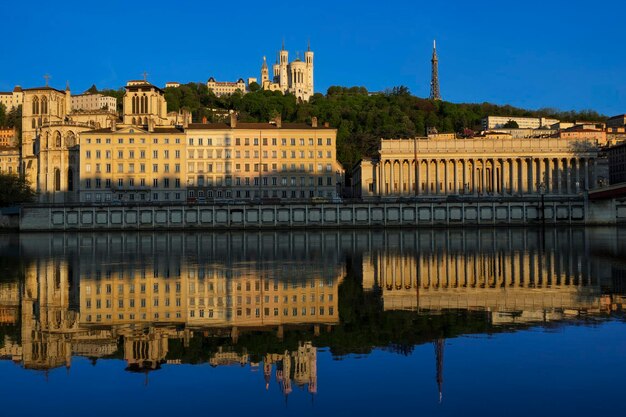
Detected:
left=187, top=122, right=333, bottom=130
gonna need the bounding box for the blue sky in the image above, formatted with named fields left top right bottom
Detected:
left=1, top=0, right=625, bottom=115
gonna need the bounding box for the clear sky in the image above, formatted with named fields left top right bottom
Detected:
left=1, top=0, right=624, bottom=115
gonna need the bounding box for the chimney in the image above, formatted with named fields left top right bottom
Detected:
left=230, top=112, right=237, bottom=128
left=324, top=122, right=329, bottom=128
left=202, top=116, right=208, bottom=124
left=274, top=114, right=282, bottom=128
left=111, top=118, right=117, bottom=132
left=182, top=109, right=190, bottom=129
left=311, top=116, right=318, bottom=128
left=148, top=117, right=154, bottom=133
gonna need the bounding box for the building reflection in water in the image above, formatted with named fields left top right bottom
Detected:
left=1, top=229, right=626, bottom=400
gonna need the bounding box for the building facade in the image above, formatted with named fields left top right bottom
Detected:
left=0, top=86, right=23, bottom=112
left=71, top=92, right=117, bottom=112
left=0, top=147, right=19, bottom=174
left=607, top=141, right=626, bottom=185
left=0, top=127, right=17, bottom=147
left=261, top=42, right=314, bottom=102
left=185, top=115, right=342, bottom=202
left=206, top=77, right=247, bottom=97
left=79, top=125, right=187, bottom=204
left=354, top=135, right=600, bottom=199
left=482, top=116, right=560, bottom=130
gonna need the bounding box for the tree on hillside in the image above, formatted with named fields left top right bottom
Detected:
left=503, top=120, right=519, bottom=128
left=0, top=173, right=36, bottom=206
left=0, top=103, right=6, bottom=126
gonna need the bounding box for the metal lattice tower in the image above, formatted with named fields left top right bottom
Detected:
left=434, top=338, right=444, bottom=403
left=430, top=40, right=441, bottom=101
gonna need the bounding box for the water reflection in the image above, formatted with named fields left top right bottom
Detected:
left=1, top=228, right=626, bottom=402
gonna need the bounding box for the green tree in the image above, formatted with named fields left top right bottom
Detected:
left=503, top=120, right=519, bottom=128
left=0, top=173, right=36, bottom=206
left=0, top=103, right=6, bottom=126
left=248, top=82, right=261, bottom=92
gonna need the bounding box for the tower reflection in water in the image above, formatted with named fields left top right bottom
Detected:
left=1, top=229, right=625, bottom=400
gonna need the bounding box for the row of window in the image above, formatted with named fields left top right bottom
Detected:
left=84, top=282, right=182, bottom=295
left=86, top=297, right=182, bottom=309
left=86, top=294, right=333, bottom=309
left=188, top=190, right=334, bottom=199
left=188, top=162, right=334, bottom=174
left=85, top=312, right=182, bottom=322
left=84, top=306, right=334, bottom=323
left=83, top=192, right=183, bottom=202
left=188, top=137, right=333, bottom=147
left=188, top=149, right=333, bottom=159
left=190, top=306, right=335, bottom=318
left=84, top=137, right=181, bottom=144
left=84, top=178, right=182, bottom=189
left=85, top=163, right=181, bottom=174
left=85, top=149, right=182, bottom=159
left=189, top=175, right=335, bottom=187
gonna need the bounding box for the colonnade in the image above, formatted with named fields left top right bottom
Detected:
left=374, top=251, right=592, bottom=291
left=377, top=157, right=598, bottom=196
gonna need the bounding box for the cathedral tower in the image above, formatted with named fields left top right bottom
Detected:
left=305, top=41, right=314, bottom=98
left=279, top=41, right=289, bottom=91
left=261, top=56, right=269, bottom=84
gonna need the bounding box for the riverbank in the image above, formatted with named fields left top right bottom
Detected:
left=9, top=198, right=603, bottom=231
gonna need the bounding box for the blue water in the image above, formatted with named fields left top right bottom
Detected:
left=0, top=228, right=624, bottom=416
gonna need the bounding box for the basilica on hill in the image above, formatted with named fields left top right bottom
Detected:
left=260, top=41, right=314, bottom=102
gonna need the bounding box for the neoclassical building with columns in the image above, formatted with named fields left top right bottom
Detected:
left=354, top=134, right=602, bottom=200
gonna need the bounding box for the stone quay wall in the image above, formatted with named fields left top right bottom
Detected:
left=18, top=199, right=607, bottom=231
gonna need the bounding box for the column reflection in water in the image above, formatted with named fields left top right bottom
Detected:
left=1, top=228, right=626, bottom=398
left=362, top=228, right=623, bottom=324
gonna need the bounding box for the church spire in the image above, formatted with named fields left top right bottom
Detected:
left=430, top=39, right=441, bottom=101
left=262, top=55, right=268, bottom=70
left=281, top=38, right=285, bottom=51
left=307, top=38, right=311, bottom=52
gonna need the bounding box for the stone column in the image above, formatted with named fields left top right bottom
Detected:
left=556, top=158, right=562, bottom=195
left=582, top=158, right=588, bottom=191
left=545, top=159, right=551, bottom=194
left=415, top=159, right=419, bottom=195
left=441, top=160, right=446, bottom=195
left=564, top=159, right=570, bottom=194
left=592, top=158, right=598, bottom=189
left=499, top=159, right=505, bottom=195
left=387, top=160, right=393, bottom=195
left=481, top=159, right=486, bottom=195
left=453, top=160, right=458, bottom=194
left=511, top=158, right=519, bottom=194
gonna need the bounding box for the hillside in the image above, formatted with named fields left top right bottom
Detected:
left=160, top=83, right=605, bottom=169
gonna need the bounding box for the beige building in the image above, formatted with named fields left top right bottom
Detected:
left=0, top=147, right=20, bottom=175
left=482, top=116, right=560, bottom=130
left=261, top=42, right=314, bottom=102
left=71, top=92, right=116, bottom=112
left=185, top=114, right=342, bottom=202
left=122, top=80, right=170, bottom=126
left=0, top=86, right=23, bottom=112
left=0, top=127, right=17, bottom=147
left=79, top=125, right=187, bottom=203
left=206, top=77, right=247, bottom=96
left=607, top=114, right=626, bottom=129
left=354, top=135, right=600, bottom=199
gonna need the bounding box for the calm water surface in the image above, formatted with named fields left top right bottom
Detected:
left=1, top=228, right=625, bottom=416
